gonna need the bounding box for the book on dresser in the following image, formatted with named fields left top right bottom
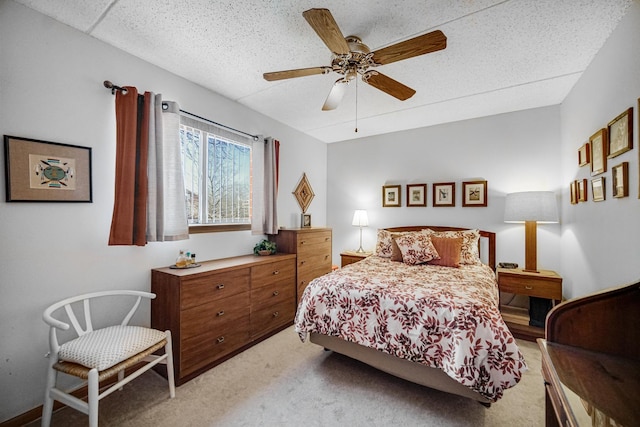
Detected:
left=269, top=227, right=332, bottom=303
left=151, top=253, right=296, bottom=385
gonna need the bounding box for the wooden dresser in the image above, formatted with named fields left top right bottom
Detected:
left=151, top=253, right=296, bottom=385
left=270, top=228, right=332, bottom=302
left=538, top=281, right=639, bottom=427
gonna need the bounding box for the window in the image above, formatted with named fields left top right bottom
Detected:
left=179, top=115, right=252, bottom=231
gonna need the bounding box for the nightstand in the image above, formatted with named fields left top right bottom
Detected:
left=496, top=268, right=562, bottom=341
left=340, top=251, right=372, bottom=267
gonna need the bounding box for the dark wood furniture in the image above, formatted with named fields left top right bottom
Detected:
left=538, top=281, right=640, bottom=427
left=151, top=253, right=296, bottom=385
left=270, top=227, right=332, bottom=302
left=497, top=268, right=562, bottom=341
left=340, top=250, right=371, bottom=267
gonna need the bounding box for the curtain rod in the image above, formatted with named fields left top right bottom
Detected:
left=103, top=80, right=260, bottom=141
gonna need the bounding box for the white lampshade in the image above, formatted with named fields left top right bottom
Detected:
left=504, top=191, right=559, bottom=223
left=352, top=210, right=369, bottom=227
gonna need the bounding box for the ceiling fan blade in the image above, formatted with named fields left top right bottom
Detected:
left=372, top=30, right=446, bottom=66
left=303, top=8, right=350, bottom=55
left=363, top=72, right=416, bottom=101
left=263, top=66, right=331, bottom=81
left=322, top=79, right=349, bottom=111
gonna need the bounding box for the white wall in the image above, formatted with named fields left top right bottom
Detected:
left=559, top=0, right=640, bottom=298
left=327, top=106, right=563, bottom=271
left=0, top=1, right=326, bottom=421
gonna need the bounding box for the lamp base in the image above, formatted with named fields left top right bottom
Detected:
left=355, top=247, right=366, bottom=253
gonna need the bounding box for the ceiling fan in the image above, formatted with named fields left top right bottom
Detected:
left=263, top=8, right=447, bottom=111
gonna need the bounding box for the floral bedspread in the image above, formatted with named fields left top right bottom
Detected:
left=294, top=256, right=527, bottom=402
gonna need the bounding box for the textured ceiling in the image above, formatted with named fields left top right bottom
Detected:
left=15, top=0, right=633, bottom=143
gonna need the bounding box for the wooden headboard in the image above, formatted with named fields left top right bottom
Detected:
left=384, top=225, right=496, bottom=270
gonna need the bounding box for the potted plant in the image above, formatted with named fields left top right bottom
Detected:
left=253, top=239, right=277, bottom=255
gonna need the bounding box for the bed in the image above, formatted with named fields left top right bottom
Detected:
left=294, top=226, right=527, bottom=405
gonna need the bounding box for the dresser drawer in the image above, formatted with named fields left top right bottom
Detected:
left=181, top=315, right=250, bottom=376
left=298, top=251, right=331, bottom=273
left=499, top=274, right=562, bottom=300
left=250, top=299, right=295, bottom=338
left=251, top=281, right=295, bottom=307
left=251, top=258, right=295, bottom=289
left=297, top=231, right=332, bottom=248
left=181, top=292, right=250, bottom=340
left=181, top=268, right=250, bottom=310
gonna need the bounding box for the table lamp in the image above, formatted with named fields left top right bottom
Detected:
left=352, top=210, right=369, bottom=253
left=504, top=191, right=558, bottom=273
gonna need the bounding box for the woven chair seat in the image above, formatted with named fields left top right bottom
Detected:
left=54, top=338, right=167, bottom=381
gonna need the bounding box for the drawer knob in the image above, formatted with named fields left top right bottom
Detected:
left=300, top=260, right=306, bottom=265
left=273, top=290, right=279, bottom=296
left=217, top=336, right=225, bottom=344
left=325, top=237, right=330, bottom=241
left=525, top=285, right=533, bottom=290
left=273, top=270, right=279, bottom=275
left=216, top=283, right=225, bottom=290
left=300, top=240, right=306, bottom=245
left=273, top=311, right=279, bottom=318
left=217, top=310, right=225, bottom=317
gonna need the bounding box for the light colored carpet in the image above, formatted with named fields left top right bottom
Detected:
left=35, top=326, right=544, bottom=426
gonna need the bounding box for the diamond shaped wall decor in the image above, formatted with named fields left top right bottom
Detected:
left=293, top=173, right=314, bottom=213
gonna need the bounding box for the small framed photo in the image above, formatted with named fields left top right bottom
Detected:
left=406, top=184, right=427, bottom=207
left=612, top=162, right=629, bottom=198
left=301, top=213, right=311, bottom=228
left=4, top=135, right=92, bottom=202
left=578, top=178, right=588, bottom=202
left=607, top=107, right=633, bottom=158
left=382, top=185, right=401, bottom=207
left=570, top=181, right=578, bottom=205
left=589, top=128, right=608, bottom=176
left=578, top=143, right=590, bottom=166
left=591, top=177, right=605, bottom=202
left=432, top=182, right=455, bottom=207
left=462, top=180, right=487, bottom=207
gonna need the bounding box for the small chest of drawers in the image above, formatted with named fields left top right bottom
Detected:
left=151, top=253, right=296, bottom=385
left=270, top=228, right=332, bottom=302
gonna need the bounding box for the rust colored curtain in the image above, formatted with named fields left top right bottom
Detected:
left=263, top=137, right=280, bottom=235
left=108, top=88, right=150, bottom=246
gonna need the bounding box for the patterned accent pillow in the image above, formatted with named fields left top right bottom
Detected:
left=428, top=236, right=463, bottom=267
left=375, top=229, right=412, bottom=258
left=430, top=229, right=480, bottom=264
left=58, top=325, right=166, bottom=371
left=394, top=233, right=440, bottom=265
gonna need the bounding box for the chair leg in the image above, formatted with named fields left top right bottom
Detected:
left=41, top=361, right=58, bottom=427
left=87, top=369, right=99, bottom=427
left=165, top=330, right=176, bottom=398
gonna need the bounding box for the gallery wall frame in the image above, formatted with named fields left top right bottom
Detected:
left=4, top=135, right=92, bottom=202
left=578, top=142, right=590, bottom=166
left=607, top=107, right=633, bottom=158
left=406, top=184, right=427, bottom=207
left=591, top=177, right=605, bottom=202
left=570, top=180, right=578, bottom=205
left=578, top=178, right=588, bottom=202
left=432, top=182, right=455, bottom=207
left=612, top=162, right=629, bottom=198
left=462, top=180, right=487, bottom=207
left=382, top=184, right=401, bottom=207
left=589, top=128, right=608, bottom=176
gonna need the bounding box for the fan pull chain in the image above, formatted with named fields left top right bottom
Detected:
left=355, top=77, right=358, bottom=133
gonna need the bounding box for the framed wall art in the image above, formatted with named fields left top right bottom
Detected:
left=406, top=184, right=427, bottom=207
left=301, top=213, right=312, bottom=228
left=293, top=172, right=314, bottom=213
left=570, top=180, right=578, bottom=205
left=382, top=184, right=401, bottom=207
left=578, top=178, right=588, bottom=202
left=591, top=177, right=605, bottom=202
left=612, top=162, right=629, bottom=198
left=432, top=182, right=455, bottom=207
left=4, top=135, right=92, bottom=202
left=462, top=180, right=487, bottom=207
left=607, top=107, right=633, bottom=158
left=589, top=128, right=608, bottom=176
left=578, top=142, right=590, bottom=166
